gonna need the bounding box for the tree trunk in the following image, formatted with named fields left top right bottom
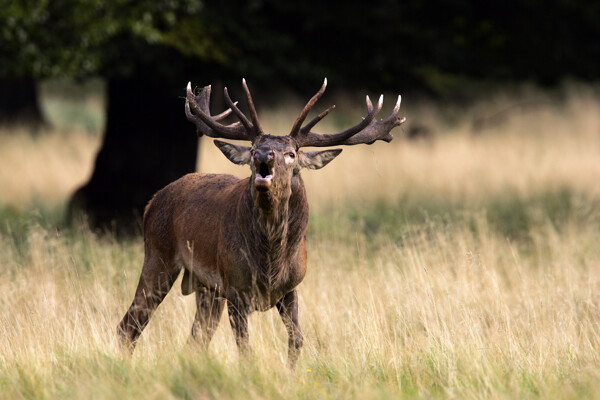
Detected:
left=0, top=78, right=45, bottom=128
left=69, top=76, right=198, bottom=234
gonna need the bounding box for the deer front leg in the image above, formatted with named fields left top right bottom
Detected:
left=277, top=290, right=303, bottom=369
left=227, top=293, right=251, bottom=355
left=190, top=286, right=225, bottom=348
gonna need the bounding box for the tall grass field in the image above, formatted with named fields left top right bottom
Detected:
left=0, top=82, right=599, bottom=399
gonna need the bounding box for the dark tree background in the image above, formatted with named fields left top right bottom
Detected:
left=1, top=0, right=599, bottom=232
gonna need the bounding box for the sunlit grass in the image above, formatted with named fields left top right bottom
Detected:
left=0, top=83, right=599, bottom=398
left=1, top=212, right=599, bottom=399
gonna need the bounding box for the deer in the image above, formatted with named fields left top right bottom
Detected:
left=116, top=78, right=406, bottom=369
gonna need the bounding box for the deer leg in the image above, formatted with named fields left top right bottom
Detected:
left=227, top=293, right=251, bottom=355
left=190, top=286, right=225, bottom=348
left=117, top=256, right=179, bottom=351
left=276, top=289, right=303, bottom=370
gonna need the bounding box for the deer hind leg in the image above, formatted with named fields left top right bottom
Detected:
left=190, top=286, right=225, bottom=348
left=117, top=255, right=179, bottom=351
left=277, top=290, right=303, bottom=370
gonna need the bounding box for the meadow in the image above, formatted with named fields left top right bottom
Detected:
left=0, top=81, right=599, bottom=399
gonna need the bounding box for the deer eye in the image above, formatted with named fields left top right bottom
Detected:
left=285, top=152, right=295, bottom=159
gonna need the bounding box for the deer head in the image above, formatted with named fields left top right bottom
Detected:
left=185, top=79, right=406, bottom=210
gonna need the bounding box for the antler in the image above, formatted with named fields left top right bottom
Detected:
left=333, top=95, right=406, bottom=145
left=290, top=80, right=406, bottom=148
left=185, top=81, right=262, bottom=142
left=289, top=78, right=329, bottom=137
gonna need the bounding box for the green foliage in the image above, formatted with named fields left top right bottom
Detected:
left=0, top=0, right=216, bottom=79
left=2, top=1, right=599, bottom=91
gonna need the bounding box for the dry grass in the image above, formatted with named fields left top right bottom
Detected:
left=0, top=83, right=599, bottom=399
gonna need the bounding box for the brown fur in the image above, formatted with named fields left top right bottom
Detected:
left=117, top=136, right=314, bottom=368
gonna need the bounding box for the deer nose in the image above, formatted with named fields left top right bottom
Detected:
left=254, top=149, right=274, bottom=163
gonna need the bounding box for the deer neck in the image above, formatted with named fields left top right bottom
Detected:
left=245, top=174, right=307, bottom=243
left=241, top=174, right=308, bottom=284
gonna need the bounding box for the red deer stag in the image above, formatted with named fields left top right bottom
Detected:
left=117, top=79, right=405, bottom=368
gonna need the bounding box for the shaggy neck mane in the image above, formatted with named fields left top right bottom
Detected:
left=241, top=175, right=308, bottom=287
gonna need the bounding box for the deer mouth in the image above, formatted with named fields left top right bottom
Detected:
left=255, top=162, right=273, bottom=191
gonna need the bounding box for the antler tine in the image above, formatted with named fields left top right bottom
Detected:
left=242, top=78, right=263, bottom=136
left=212, top=100, right=238, bottom=121
left=224, top=87, right=254, bottom=133
left=294, top=94, right=383, bottom=148
left=185, top=82, right=255, bottom=141
left=290, top=78, right=328, bottom=137
left=393, top=94, right=402, bottom=113
left=300, top=105, right=336, bottom=135
left=185, top=83, right=216, bottom=135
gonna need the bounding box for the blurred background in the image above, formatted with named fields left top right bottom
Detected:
left=1, top=0, right=599, bottom=232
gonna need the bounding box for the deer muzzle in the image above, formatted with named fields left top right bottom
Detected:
left=254, top=150, right=274, bottom=191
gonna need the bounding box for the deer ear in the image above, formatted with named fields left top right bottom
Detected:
left=214, top=140, right=252, bottom=165
left=298, top=149, right=342, bottom=170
